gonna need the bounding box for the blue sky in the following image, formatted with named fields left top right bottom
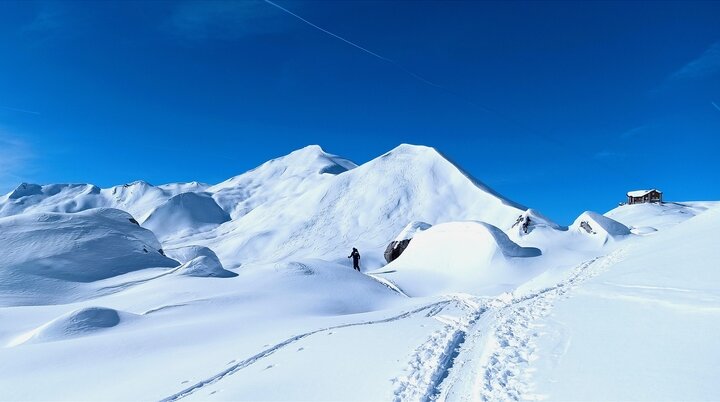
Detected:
left=1, top=1, right=719, bottom=224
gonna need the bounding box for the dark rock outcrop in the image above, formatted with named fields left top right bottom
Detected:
left=384, top=239, right=411, bottom=263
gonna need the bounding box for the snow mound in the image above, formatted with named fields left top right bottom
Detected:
left=252, top=259, right=402, bottom=315
left=630, top=226, right=658, bottom=235
left=176, top=256, right=237, bottom=278
left=0, top=208, right=177, bottom=306
left=7, top=307, right=127, bottom=346
left=165, top=245, right=236, bottom=277
left=375, top=221, right=541, bottom=296
left=164, top=245, right=219, bottom=263
left=141, top=192, right=230, bottom=240
left=570, top=211, right=631, bottom=245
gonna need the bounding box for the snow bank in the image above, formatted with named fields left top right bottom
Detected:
left=174, top=256, right=237, bottom=278
left=570, top=211, right=630, bottom=245
left=164, top=245, right=220, bottom=263
left=375, top=221, right=541, bottom=296
left=247, top=259, right=402, bottom=315
left=0, top=208, right=177, bottom=305
left=141, top=192, right=230, bottom=240
left=7, top=307, right=129, bottom=346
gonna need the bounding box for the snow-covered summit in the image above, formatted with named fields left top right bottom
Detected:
left=208, top=145, right=357, bottom=219
left=172, top=143, right=527, bottom=269
left=0, top=144, right=529, bottom=269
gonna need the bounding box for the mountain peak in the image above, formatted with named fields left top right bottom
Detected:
left=291, top=144, right=327, bottom=155
left=7, top=183, right=43, bottom=199
left=385, top=143, right=441, bottom=158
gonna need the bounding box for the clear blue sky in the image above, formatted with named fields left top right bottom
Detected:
left=1, top=1, right=719, bottom=224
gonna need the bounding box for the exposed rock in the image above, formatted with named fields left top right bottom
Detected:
left=384, top=239, right=411, bottom=263
left=383, top=221, right=431, bottom=263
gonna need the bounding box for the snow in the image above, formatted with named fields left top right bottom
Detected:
left=7, top=307, right=129, bottom=347
left=160, top=143, right=526, bottom=270
left=1, top=144, right=719, bottom=401
left=605, top=201, right=719, bottom=232
left=569, top=210, right=631, bottom=245
left=393, top=220, right=432, bottom=242
left=372, top=221, right=542, bottom=297
left=174, top=256, right=237, bottom=278
left=142, top=192, right=230, bottom=240
left=527, top=206, right=720, bottom=400
left=0, top=208, right=177, bottom=306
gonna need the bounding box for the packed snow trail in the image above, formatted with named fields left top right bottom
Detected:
left=392, top=294, right=486, bottom=402
left=431, top=250, right=625, bottom=401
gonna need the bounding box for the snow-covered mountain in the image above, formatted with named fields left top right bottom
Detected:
left=0, top=144, right=528, bottom=269
left=1, top=144, right=718, bottom=401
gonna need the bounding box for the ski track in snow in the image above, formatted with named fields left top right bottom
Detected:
left=466, top=250, right=625, bottom=401
left=389, top=250, right=625, bottom=402
left=162, top=251, right=625, bottom=402
left=392, top=294, right=486, bottom=402
left=161, top=299, right=455, bottom=402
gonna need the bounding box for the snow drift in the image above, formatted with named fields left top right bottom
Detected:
left=0, top=208, right=177, bottom=306
left=570, top=211, right=631, bottom=245
left=374, top=221, right=541, bottom=296
left=165, top=245, right=236, bottom=278
left=7, top=307, right=129, bottom=347
left=141, top=192, right=230, bottom=240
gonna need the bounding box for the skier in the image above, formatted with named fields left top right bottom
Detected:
left=348, top=247, right=361, bottom=271
left=522, top=216, right=531, bottom=234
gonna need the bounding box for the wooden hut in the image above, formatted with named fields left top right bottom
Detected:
left=627, top=189, right=662, bottom=205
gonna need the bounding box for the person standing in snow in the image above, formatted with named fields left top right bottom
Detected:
left=348, top=248, right=361, bottom=271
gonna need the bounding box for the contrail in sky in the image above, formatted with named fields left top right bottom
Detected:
left=0, top=105, right=40, bottom=115
left=712, top=101, right=720, bottom=112
left=262, top=0, right=444, bottom=89
left=261, top=0, right=603, bottom=165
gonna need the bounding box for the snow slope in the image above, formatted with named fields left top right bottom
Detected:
left=0, top=180, right=209, bottom=222
left=142, top=192, right=230, bottom=240
left=0, top=144, right=525, bottom=270
left=0, top=208, right=177, bottom=306
left=526, top=205, right=720, bottom=400
left=1, top=143, right=719, bottom=401
left=605, top=201, right=720, bottom=232
left=167, top=144, right=527, bottom=270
